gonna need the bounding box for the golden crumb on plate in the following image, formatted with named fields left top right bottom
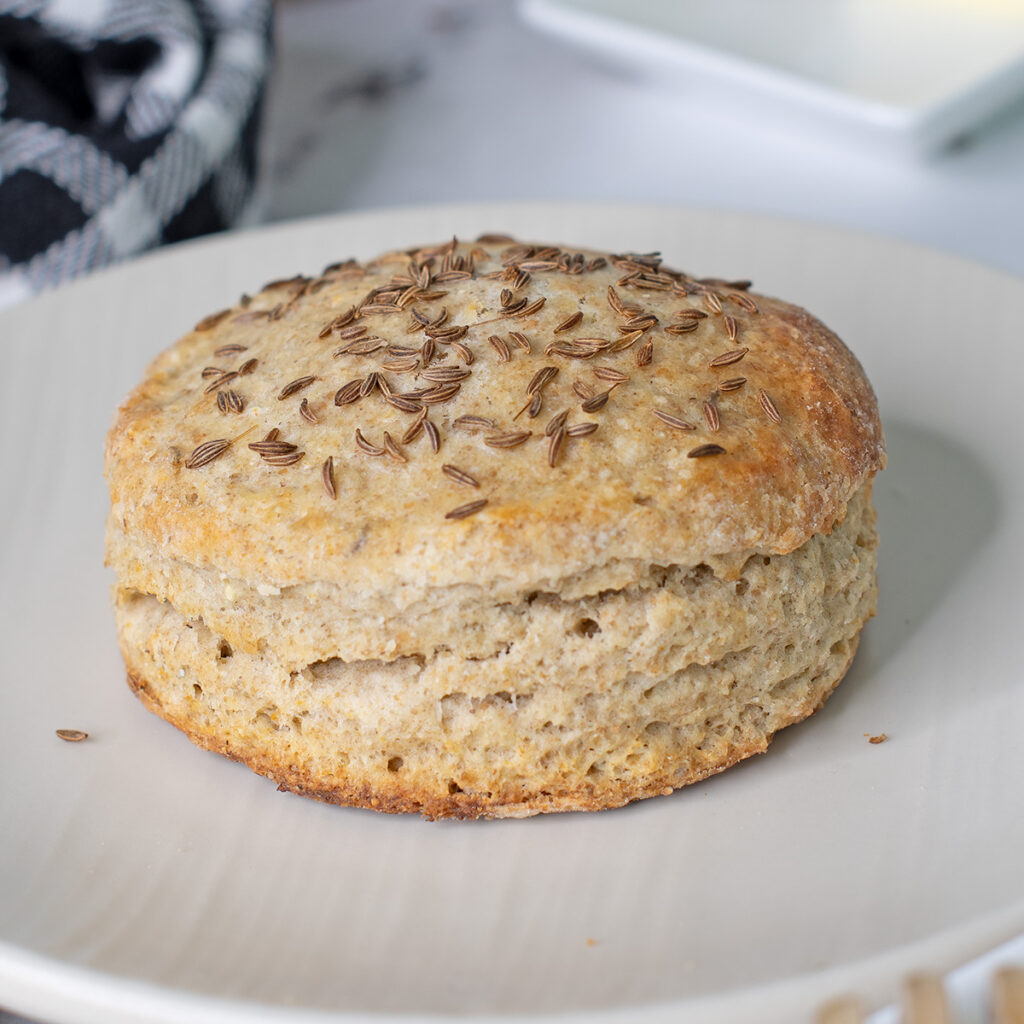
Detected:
left=55, top=729, right=89, bottom=742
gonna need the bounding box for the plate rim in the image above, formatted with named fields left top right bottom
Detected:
left=3, top=902, right=1024, bottom=1024
left=3, top=196, right=1023, bottom=330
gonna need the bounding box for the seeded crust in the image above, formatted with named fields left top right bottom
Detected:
left=105, top=236, right=884, bottom=817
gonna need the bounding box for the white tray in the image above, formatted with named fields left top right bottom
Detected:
left=521, top=0, right=1024, bottom=153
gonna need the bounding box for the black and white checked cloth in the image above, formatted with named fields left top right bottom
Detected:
left=0, top=0, right=272, bottom=307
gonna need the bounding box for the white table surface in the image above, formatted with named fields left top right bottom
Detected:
left=4, top=1, right=1022, bottom=1020
left=260, top=0, right=1024, bottom=279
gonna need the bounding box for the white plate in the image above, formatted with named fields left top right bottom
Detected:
left=1, top=202, right=1022, bottom=1024
left=521, top=0, right=1024, bottom=153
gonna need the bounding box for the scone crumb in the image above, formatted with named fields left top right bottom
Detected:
left=865, top=732, right=888, bottom=744
left=586, top=938, right=599, bottom=947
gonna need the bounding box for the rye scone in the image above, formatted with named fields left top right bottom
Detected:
left=105, top=236, right=884, bottom=819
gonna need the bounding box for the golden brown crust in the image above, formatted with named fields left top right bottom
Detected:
left=105, top=239, right=884, bottom=602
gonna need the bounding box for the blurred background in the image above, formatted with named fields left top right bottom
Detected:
left=261, top=0, right=1024, bottom=273
left=2, top=0, right=1024, bottom=310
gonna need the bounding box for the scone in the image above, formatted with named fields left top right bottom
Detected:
left=105, top=235, right=884, bottom=819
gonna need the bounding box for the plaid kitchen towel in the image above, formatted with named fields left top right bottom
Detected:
left=0, top=0, right=272, bottom=308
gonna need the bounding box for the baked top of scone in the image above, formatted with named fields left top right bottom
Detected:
left=105, top=237, right=885, bottom=598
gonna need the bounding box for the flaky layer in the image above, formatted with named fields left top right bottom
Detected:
left=108, top=483, right=875, bottom=669
left=114, top=485, right=878, bottom=818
